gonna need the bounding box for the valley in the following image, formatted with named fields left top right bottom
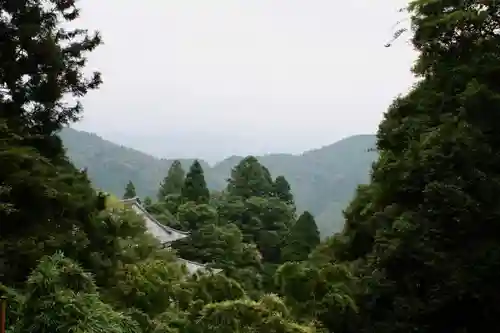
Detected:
left=60, top=127, right=377, bottom=236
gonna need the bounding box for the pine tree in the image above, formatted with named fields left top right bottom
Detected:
left=181, top=160, right=210, bottom=204
left=157, top=160, right=185, bottom=200
left=123, top=181, right=136, bottom=199
left=273, top=175, right=294, bottom=205
left=226, top=156, right=274, bottom=198
left=282, top=211, right=320, bottom=262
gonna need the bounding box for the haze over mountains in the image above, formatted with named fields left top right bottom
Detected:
left=60, top=128, right=377, bottom=236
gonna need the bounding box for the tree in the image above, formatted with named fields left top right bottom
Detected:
left=109, top=259, right=185, bottom=317
left=192, top=294, right=315, bottom=333
left=176, top=202, right=218, bottom=231
left=82, top=207, right=175, bottom=288
left=0, top=0, right=102, bottom=158
left=158, top=160, right=185, bottom=200
left=123, top=180, right=137, bottom=199
left=0, top=0, right=103, bottom=286
left=0, top=121, right=100, bottom=285
left=180, top=274, right=246, bottom=311
left=226, top=156, right=274, bottom=199
left=333, top=1, right=500, bottom=332
left=181, top=160, right=210, bottom=204
left=282, top=211, right=320, bottom=262
left=273, top=175, right=295, bottom=206
left=13, top=253, right=139, bottom=333
left=275, top=262, right=357, bottom=332
left=143, top=196, right=152, bottom=207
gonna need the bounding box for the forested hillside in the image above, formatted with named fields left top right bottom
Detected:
left=61, top=127, right=376, bottom=236
left=2, top=1, right=500, bottom=333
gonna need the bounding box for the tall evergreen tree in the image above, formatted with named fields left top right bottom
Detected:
left=157, top=160, right=185, bottom=200
left=273, top=175, right=294, bottom=205
left=181, top=160, right=210, bottom=204
left=0, top=0, right=102, bottom=285
left=143, top=196, right=152, bottom=207
left=334, top=1, right=500, bottom=332
left=123, top=181, right=136, bottom=199
left=282, top=211, right=320, bottom=262
left=226, top=156, right=274, bottom=198
left=0, top=0, right=102, bottom=158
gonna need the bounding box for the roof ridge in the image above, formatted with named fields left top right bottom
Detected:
left=120, top=197, right=189, bottom=236
left=177, top=258, right=222, bottom=274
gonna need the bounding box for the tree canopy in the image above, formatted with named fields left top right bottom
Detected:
left=3, top=1, right=500, bottom=333
left=123, top=180, right=137, bottom=199
left=158, top=160, right=185, bottom=200
left=181, top=160, right=210, bottom=204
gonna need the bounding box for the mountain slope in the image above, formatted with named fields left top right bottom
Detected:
left=60, top=128, right=376, bottom=236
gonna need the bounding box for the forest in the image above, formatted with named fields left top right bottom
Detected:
left=59, top=128, right=377, bottom=237
left=1, top=1, right=500, bottom=333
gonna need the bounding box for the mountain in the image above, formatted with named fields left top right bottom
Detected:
left=59, top=128, right=377, bottom=236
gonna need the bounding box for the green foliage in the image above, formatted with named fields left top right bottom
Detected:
left=282, top=211, right=320, bottom=262
left=192, top=294, right=315, bottom=333
left=62, top=128, right=377, bottom=237
left=9, top=1, right=500, bottom=332
left=158, top=160, right=185, bottom=200
left=181, top=160, right=210, bottom=204
left=0, top=121, right=100, bottom=286
left=109, top=259, right=185, bottom=316
left=242, top=197, right=293, bottom=263
left=274, top=175, right=295, bottom=206
left=177, top=202, right=218, bottom=231
left=182, top=274, right=246, bottom=309
left=82, top=208, right=175, bottom=288
left=13, top=253, right=139, bottom=333
left=147, top=197, right=185, bottom=230
left=123, top=180, right=137, bottom=199
left=226, top=156, right=275, bottom=198
left=0, top=0, right=102, bottom=154
left=275, top=262, right=357, bottom=332
left=171, top=203, right=263, bottom=294
left=0, top=283, right=24, bottom=331
left=324, top=1, right=500, bottom=332
left=143, top=196, right=153, bottom=206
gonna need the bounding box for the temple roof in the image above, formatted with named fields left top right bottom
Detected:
left=121, top=197, right=189, bottom=244
left=120, top=197, right=221, bottom=274
left=178, top=258, right=221, bottom=275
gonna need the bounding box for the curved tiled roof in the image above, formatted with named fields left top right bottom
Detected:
left=120, top=197, right=220, bottom=274
left=178, top=258, right=221, bottom=274
left=121, top=197, right=189, bottom=238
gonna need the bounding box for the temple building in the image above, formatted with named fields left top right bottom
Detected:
left=120, top=197, right=219, bottom=275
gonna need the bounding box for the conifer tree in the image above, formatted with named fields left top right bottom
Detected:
left=157, top=160, right=185, bottom=200
left=335, top=1, right=500, bottom=331
left=181, top=160, right=210, bottom=204
left=226, top=156, right=274, bottom=198
left=0, top=0, right=102, bottom=285
left=143, top=196, right=152, bottom=207
left=282, top=211, right=320, bottom=262
left=0, top=0, right=102, bottom=158
left=123, top=181, right=136, bottom=199
left=273, top=175, right=294, bottom=205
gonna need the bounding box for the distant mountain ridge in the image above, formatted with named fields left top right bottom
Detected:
left=60, top=127, right=377, bottom=236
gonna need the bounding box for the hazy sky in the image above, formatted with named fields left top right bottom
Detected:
left=75, top=0, right=417, bottom=163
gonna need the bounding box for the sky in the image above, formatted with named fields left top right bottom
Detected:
left=75, top=0, right=417, bottom=163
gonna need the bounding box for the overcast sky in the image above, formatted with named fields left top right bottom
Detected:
left=75, top=0, right=417, bottom=163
